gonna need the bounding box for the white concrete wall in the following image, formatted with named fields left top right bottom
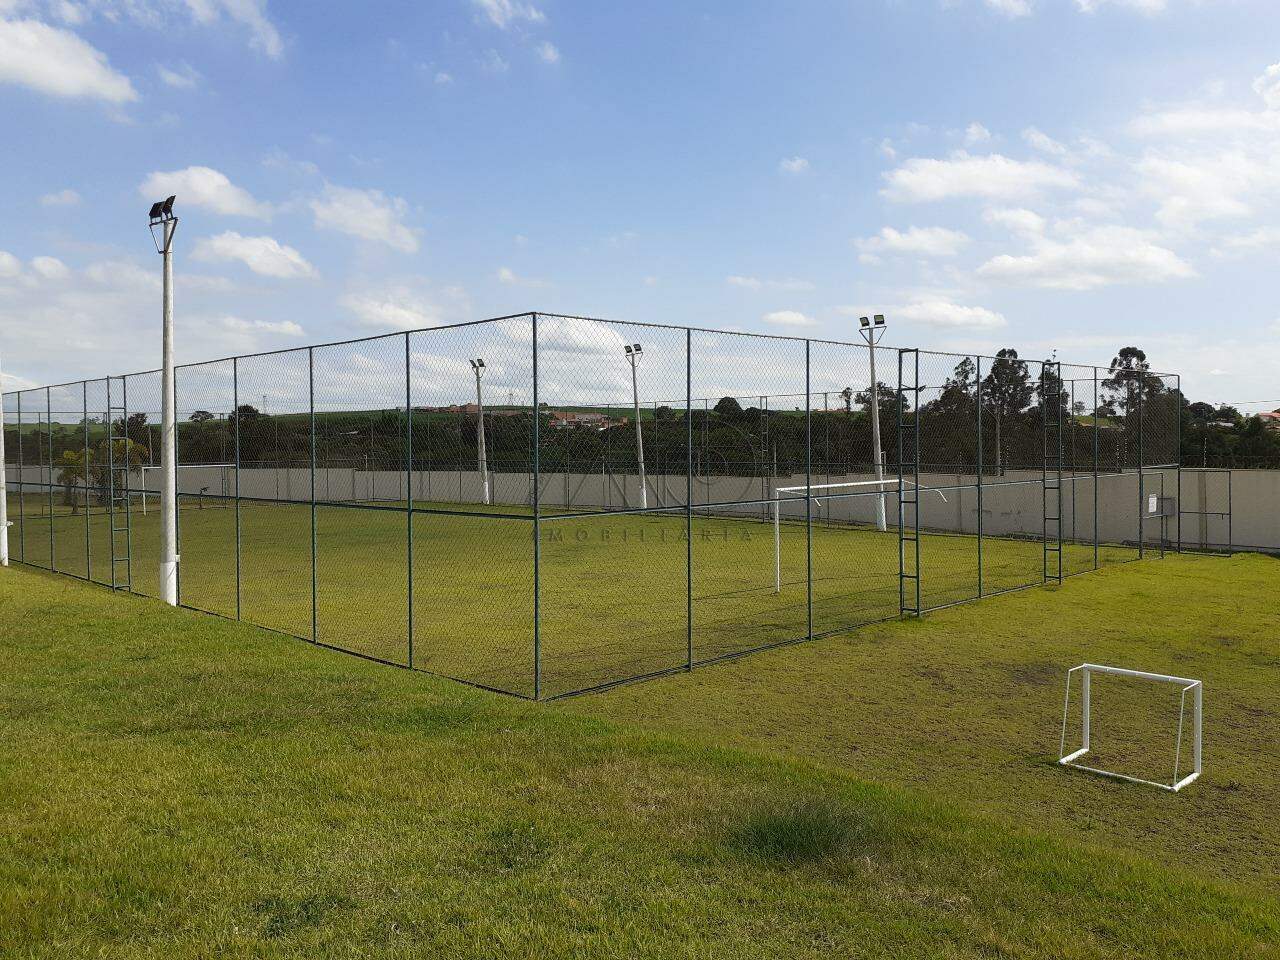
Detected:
left=4, top=462, right=1271, bottom=552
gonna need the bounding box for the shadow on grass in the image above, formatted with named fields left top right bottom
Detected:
left=729, top=797, right=873, bottom=867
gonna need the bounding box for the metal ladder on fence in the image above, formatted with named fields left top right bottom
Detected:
left=106, top=378, right=131, bottom=590
left=1042, top=362, right=1064, bottom=583
left=898, top=348, right=922, bottom=616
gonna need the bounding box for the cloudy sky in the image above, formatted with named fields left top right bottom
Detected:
left=0, top=0, right=1277, bottom=408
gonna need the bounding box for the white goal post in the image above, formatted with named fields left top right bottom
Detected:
left=1059, top=663, right=1202, bottom=792
left=771, top=479, right=949, bottom=594
left=141, top=464, right=234, bottom=515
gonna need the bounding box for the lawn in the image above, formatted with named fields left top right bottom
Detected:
left=0, top=560, right=1277, bottom=958
left=7, top=488, right=1140, bottom=699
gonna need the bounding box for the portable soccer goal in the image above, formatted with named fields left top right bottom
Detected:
left=770, top=478, right=948, bottom=593
left=1058, top=663, right=1202, bottom=792
left=140, top=464, right=234, bottom=514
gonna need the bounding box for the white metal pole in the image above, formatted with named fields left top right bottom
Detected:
left=868, top=331, right=887, bottom=532
left=630, top=353, right=648, bottom=509
left=474, top=368, right=490, bottom=505
left=1081, top=666, right=1091, bottom=752
left=159, top=217, right=179, bottom=605
left=0, top=348, right=8, bottom=566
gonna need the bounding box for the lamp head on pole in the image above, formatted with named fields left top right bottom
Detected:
left=470, top=358, right=485, bottom=378
left=147, top=195, right=178, bottom=253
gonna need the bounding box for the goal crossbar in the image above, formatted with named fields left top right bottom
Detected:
left=141, top=464, right=235, bottom=515
left=771, top=479, right=948, bottom=594
left=1058, top=662, right=1202, bottom=793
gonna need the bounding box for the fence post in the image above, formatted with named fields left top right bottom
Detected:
left=685, top=326, right=693, bottom=670
left=309, top=346, right=318, bottom=643
left=83, top=381, right=90, bottom=577
left=47, top=386, right=54, bottom=568
left=976, top=355, right=983, bottom=597
left=405, top=332, right=414, bottom=669
left=1137, top=371, right=1145, bottom=559
left=532, top=313, right=542, bottom=701
left=1093, top=367, right=1099, bottom=570
left=233, top=358, right=242, bottom=621
left=15, top=392, right=22, bottom=562
left=805, top=339, right=812, bottom=641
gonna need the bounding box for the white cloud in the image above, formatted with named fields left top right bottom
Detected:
left=0, top=251, right=22, bottom=278
left=0, top=18, right=136, bottom=103
left=856, top=225, right=970, bottom=260
left=218, top=316, right=304, bottom=336
left=882, top=151, right=1078, bottom=203
left=139, top=166, right=270, bottom=219
left=983, top=207, right=1047, bottom=236
left=342, top=288, right=440, bottom=331
left=40, top=188, right=80, bottom=207
left=977, top=224, right=1194, bottom=290
left=497, top=266, right=549, bottom=287
left=895, top=299, right=1008, bottom=329
left=1023, top=127, right=1067, bottom=156
left=1253, top=62, right=1280, bottom=111
left=1136, top=152, right=1268, bottom=228
left=965, top=122, right=991, bottom=145
left=1076, top=0, right=1168, bottom=13
left=191, top=231, right=316, bottom=279
left=30, top=255, right=69, bottom=280
left=1211, top=227, right=1280, bottom=257
left=310, top=184, right=419, bottom=253
left=762, top=310, right=816, bottom=328
left=779, top=156, right=810, bottom=175
left=879, top=139, right=897, bottom=160
left=471, top=0, right=545, bottom=29
left=535, top=41, right=559, bottom=64
left=986, top=0, right=1032, bottom=15
left=434, top=71, right=453, bottom=86
left=156, top=62, right=201, bottom=88
left=183, top=0, right=283, bottom=59
left=726, top=275, right=815, bottom=291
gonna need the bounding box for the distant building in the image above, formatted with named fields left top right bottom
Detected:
left=547, top=411, right=628, bottom=430
left=1258, top=410, right=1280, bottom=432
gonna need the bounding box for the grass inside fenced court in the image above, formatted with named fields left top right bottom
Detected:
left=8, top=491, right=1139, bottom=698
left=1, top=562, right=1278, bottom=958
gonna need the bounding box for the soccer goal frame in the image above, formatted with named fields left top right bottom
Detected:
left=770, top=479, right=948, bottom=594
left=140, top=464, right=234, bottom=515
left=1058, top=663, right=1202, bottom=792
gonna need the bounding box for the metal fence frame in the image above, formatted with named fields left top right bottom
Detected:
left=1, top=312, right=1184, bottom=699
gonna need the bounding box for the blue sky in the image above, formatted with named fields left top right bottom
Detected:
left=0, top=0, right=1278, bottom=408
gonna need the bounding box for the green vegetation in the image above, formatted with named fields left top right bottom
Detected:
left=1, top=558, right=1278, bottom=958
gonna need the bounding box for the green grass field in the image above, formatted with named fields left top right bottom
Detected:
left=1, top=552, right=1277, bottom=958
left=7, top=488, right=1141, bottom=698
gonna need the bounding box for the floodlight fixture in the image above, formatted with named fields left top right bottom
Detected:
left=856, top=313, right=889, bottom=532
left=148, top=201, right=164, bottom=221
left=624, top=341, right=648, bottom=508
left=470, top=358, right=485, bottom=375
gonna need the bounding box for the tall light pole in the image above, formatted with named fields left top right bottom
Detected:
left=148, top=196, right=179, bottom=605
left=858, top=314, right=888, bottom=532
left=470, top=358, right=490, bottom=505
left=624, top=343, right=647, bottom=509
left=0, top=348, right=8, bottom=566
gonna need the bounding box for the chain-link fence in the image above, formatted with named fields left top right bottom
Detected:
left=0, top=314, right=1183, bottom=698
